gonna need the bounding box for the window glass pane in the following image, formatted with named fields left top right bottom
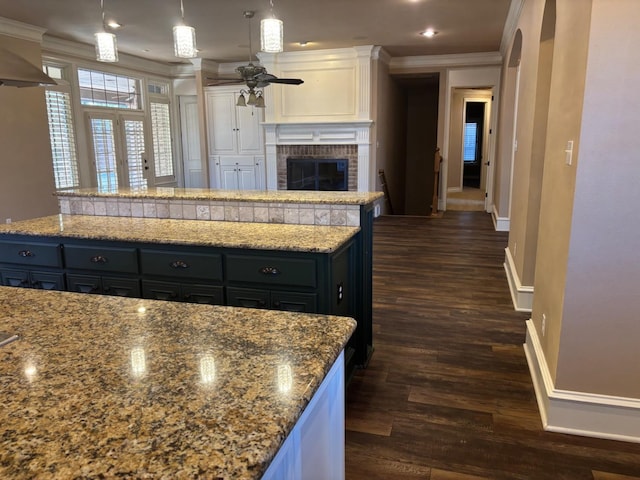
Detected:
left=150, top=102, right=174, bottom=177
left=123, top=119, right=147, bottom=189
left=78, top=68, right=141, bottom=109
left=45, top=90, right=80, bottom=189
left=463, top=122, right=478, bottom=162
left=90, top=118, right=119, bottom=191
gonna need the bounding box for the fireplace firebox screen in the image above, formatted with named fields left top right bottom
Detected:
left=286, top=158, right=348, bottom=191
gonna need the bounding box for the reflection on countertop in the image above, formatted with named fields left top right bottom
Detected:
left=0, top=286, right=355, bottom=479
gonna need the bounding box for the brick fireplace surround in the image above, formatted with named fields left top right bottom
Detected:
left=276, top=145, right=358, bottom=191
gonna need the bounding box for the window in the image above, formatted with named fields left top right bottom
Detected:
left=463, top=122, right=478, bottom=162
left=77, top=68, right=141, bottom=109
left=150, top=102, right=174, bottom=178
left=44, top=64, right=80, bottom=190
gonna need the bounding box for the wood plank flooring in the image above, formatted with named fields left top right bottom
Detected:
left=345, top=212, right=640, bottom=480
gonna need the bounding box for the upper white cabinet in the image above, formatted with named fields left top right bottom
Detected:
left=205, top=87, right=264, bottom=156
left=205, top=86, right=266, bottom=190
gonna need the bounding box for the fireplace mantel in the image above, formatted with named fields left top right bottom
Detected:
left=263, top=121, right=373, bottom=191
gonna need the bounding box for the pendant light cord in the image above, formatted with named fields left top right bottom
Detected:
left=100, top=0, right=106, bottom=30
left=180, top=0, right=185, bottom=22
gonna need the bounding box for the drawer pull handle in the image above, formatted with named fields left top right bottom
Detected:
left=170, top=260, right=190, bottom=269
left=18, top=250, right=34, bottom=257
left=259, top=266, right=281, bottom=276
left=90, top=255, right=108, bottom=264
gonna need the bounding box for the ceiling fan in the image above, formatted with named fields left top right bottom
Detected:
left=206, top=11, right=303, bottom=106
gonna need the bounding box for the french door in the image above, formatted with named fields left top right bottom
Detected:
left=86, top=112, right=151, bottom=191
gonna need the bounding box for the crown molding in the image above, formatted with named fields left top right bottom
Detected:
left=389, top=51, right=503, bottom=72
left=372, top=46, right=392, bottom=65
left=0, top=16, right=46, bottom=43
left=501, top=0, right=525, bottom=56
left=258, top=45, right=377, bottom=65
left=41, top=35, right=181, bottom=77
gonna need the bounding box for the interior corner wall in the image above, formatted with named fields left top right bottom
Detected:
left=504, top=1, right=546, bottom=288
left=530, top=0, right=591, bottom=387
left=374, top=60, right=406, bottom=214
left=553, top=0, right=640, bottom=399
left=493, top=39, right=520, bottom=222
left=0, top=34, right=58, bottom=222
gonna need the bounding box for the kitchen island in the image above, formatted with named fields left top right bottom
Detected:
left=0, top=286, right=356, bottom=478
left=0, top=214, right=368, bottom=377
left=53, top=187, right=382, bottom=370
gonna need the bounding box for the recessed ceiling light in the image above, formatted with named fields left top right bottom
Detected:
left=107, top=21, right=122, bottom=29
left=299, top=41, right=309, bottom=47
left=421, top=29, right=437, bottom=38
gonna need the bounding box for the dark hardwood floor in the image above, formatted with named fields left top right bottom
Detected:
left=345, top=212, right=640, bottom=480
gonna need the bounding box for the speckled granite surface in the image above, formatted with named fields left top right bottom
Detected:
left=56, top=187, right=384, bottom=205
left=0, top=287, right=356, bottom=479
left=0, top=215, right=358, bottom=253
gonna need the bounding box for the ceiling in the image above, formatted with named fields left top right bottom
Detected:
left=0, top=0, right=512, bottom=65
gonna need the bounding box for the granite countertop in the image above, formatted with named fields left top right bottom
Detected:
left=0, top=215, right=359, bottom=253
left=56, top=187, right=384, bottom=206
left=0, top=287, right=356, bottom=479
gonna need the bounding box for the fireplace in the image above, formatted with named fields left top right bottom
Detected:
left=287, top=158, right=349, bottom=191
left=276, top=144, right=358, bottom=191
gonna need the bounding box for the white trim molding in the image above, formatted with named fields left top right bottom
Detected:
left=390, top=51, right=503, bottom=72
left=0, top=16, right=46, bottom=42
left=500, top=0, right=525, bottom=56
left=492, top=205, right=510, bottom=231
left=524, top=320, right=640, bottom=443
left=503, top=247, right=533, bottom=312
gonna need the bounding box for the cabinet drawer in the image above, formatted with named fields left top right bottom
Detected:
left=0, top=241, right=61, bottom=267
left=142, top=280, right=181, bottom=301
left=31, top=271, right=65, bottom=291
left=140, top=250, right=223, bottom=281
left=102, top=276, right=140, bottom=298
left=182, top=284, right=224, bottom=305
left=0, top=268, right=29, bottom=288
left=271, top=291, right=317, bottom=313
left=64, top=245, right=138, bottom=273
left=67, top=274, right=101, bottom=294
left=226, top=255, right=317, bottom=288
left=227, top=287, right=269, bottom=309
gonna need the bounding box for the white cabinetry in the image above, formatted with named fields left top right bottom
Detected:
left=261, top=352, right=345, bottom=480
left=217, top=156, right=262, bottom=190
left=205, top=86, right=265, bottom=190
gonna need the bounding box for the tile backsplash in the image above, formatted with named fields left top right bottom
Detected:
left=59, top=196, right=361, bottom=227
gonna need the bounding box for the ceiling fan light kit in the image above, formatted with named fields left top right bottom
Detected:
left=95, top=0, right=118, bottom=62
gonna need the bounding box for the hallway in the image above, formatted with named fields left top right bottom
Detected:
left=345, top=212, right=640, bottom=479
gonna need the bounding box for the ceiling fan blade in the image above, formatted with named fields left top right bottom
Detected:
left=255, top=72, right=304, bottom=87
left=267, top=78, right=304, bottom=85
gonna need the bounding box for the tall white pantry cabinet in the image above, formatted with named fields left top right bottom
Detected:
left=205, top=86, right=266, bottom=190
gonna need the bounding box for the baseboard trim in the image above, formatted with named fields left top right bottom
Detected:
left=503, top=247, right=533, bottom=312
left=524, top=320, right=640, bottom=443
left=492, top=205, right=509, bottom=231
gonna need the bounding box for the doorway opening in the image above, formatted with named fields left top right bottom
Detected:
left=446, top=88, right=493, bottom=212
left=463, top=102, right=485, bottom=189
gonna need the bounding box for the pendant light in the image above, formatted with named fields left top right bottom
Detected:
left=173, top=0, right=197, bottom=58
left=261, top=0, right=283, bottom=53
left=95, top=0, right=118, bottom=62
